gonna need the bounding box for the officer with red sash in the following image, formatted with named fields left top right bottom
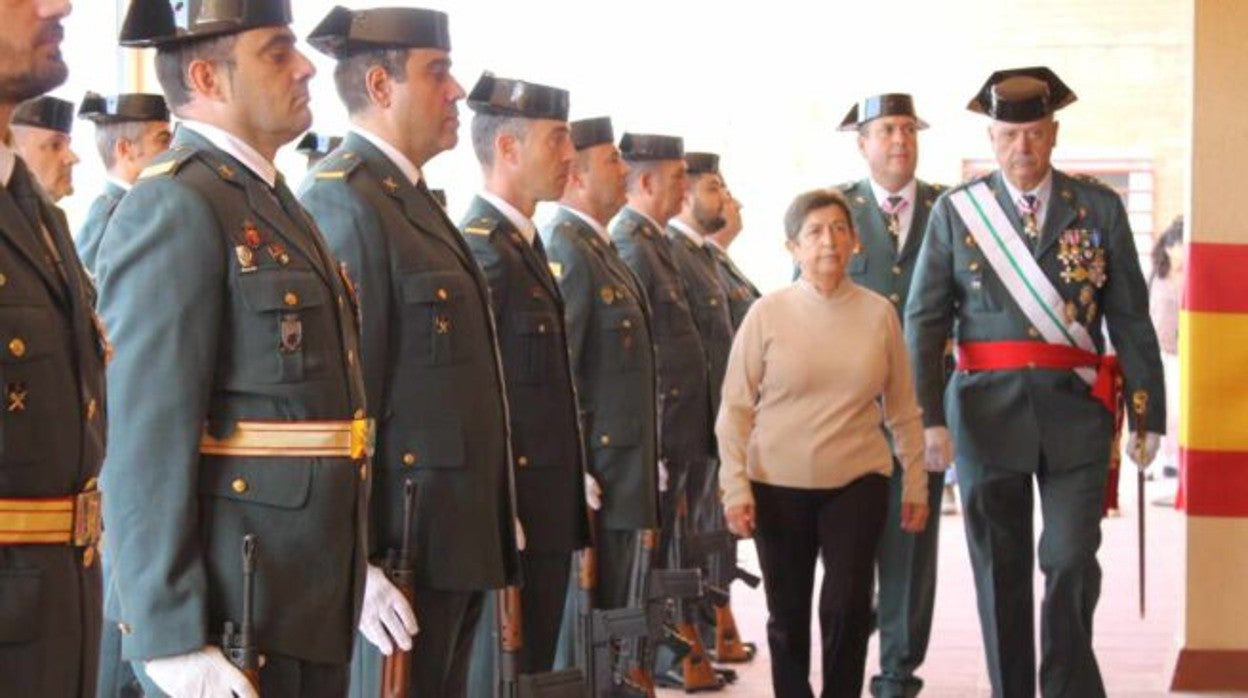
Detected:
left=904, top=66, right=1165, bottom=697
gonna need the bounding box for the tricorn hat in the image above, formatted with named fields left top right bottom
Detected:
left=307, top=6, right=450, bottom=59
left=466, top=72, right=569, bottom=121
left=967, top=66, right=1077, bottom=122
left=570, top=117, right=614, bottom=151
left=618, top=133, right=683, bottom=162
left=13, top=96, right=75, bottom=134
left=838, top=93, right=928, bottom=131
left=296, top=131, right=342, bottom=156
left=119, top=0, right=292, bottom=48
left=78, top=92, right=170, bottom=124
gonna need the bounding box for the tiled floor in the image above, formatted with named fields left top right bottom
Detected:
left=659, top=474, right=1248, bottom=697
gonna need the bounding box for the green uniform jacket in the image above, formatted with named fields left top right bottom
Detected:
left=905, top=170, right=1166, bottom=473
left=612, top=208, right=710, bottom=465
left=665, top=227, right=733, bottom=425
left=543, top=207, right=659, bottom=531
left=75, top=180, right=125, bottom=277
left=300, top=136, right=522, bottom=582
left=842, top=178, right=945, bottom=315
left=0, top=159, right=107, bottom=698
left=96, top=128, right=368, bottom=665
left=706, top=242, right=759, bottom=330
left=461, top=196, right=590, bottom=554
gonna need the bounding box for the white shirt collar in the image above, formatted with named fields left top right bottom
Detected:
left=668, top=218, right=705, bottom=247
left=350, top=125, right=422, bottom=186
left=107, top=175, right=132, bottom=192
left=560, top=205, right=610, bottom=243
left=0, top=140, right=16, bottom=187
left=480, top=191, right=537, bottom=245
left=1001, top=170, right=1054, bottom=228
left=181, top=120, right=278, bottom=188
left=867, top=177, right=917, bottom=209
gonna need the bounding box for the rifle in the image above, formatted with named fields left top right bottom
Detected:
left=1132, top=390, right=1149, bottom=619
left=381, top=479, right=418, bottom=697
left=574, top=515, right=648, bottom=698
left=685, top=529, right=759, bottom=662
left=496, top=585, right=585, bottom=698
left=223, top=534, right=261, bottom=692
left=668, top=495, right=723, bottom=691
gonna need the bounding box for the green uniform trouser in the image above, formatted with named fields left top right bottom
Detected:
left=957, top=457, right=1108, bottom=698
left=870, top=461, right=946, bottom=698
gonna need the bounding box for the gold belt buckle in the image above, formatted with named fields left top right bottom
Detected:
left=72, top=489, right=102, bottom=548
left=350, top=417, right=376, bottom=459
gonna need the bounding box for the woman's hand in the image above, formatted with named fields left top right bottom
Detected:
left=900, top=502, right=930, bottom=534
left=726, top=503, right=756, bottom=538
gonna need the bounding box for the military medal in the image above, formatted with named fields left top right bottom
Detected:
left=235, top=245, right=257, bottom=271
left=6, top=382, right=27, bottom=413
left=600, top=286, right=616, bottom=305
left=279, top=313, right=303, bottom=353
left=267, top=242, right=290, bottom=265
left=242, top=221, right=262, bottom=249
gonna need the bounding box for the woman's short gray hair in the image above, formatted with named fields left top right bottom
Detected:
left=783, top=188, right=853, bottom=242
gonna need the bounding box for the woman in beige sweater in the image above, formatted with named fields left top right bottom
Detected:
left=716, top=188, right=929, bottom=698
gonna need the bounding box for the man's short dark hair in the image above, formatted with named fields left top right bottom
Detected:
left=784, top=188, right=853, bottom=242
left=93, top=121, right=151, bottom=169
left=333, top=48, right=410, bottom=116
left=470, top=113, right=530, bottom=168
left=624, top=160, right=664, bottom=194
left=154, top=34, right=239, bottom=110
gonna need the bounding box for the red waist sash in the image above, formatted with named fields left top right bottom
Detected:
left=956, top=341, right=1122, bottom=415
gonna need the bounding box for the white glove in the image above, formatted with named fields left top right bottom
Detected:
left=584, top=474, right=603, bottom=511
left=657, top=459, right=670, bottom=493
left=358, top=564, right=418, bottom=656
left=515, top=517, right=527, bottom=551
left=923, top=427, right=954, bottom=472
left=144, top=645, right=257, bottom=698
left=1127, top=431, right=1162, bottom=469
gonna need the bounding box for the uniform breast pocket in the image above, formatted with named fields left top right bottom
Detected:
left=0, top=307, right=75, bottom=468
left=651, top=284, right=691, bottom=338
left=401, top=271, right=467, bottom=366
left=957, top=270, right=1004, bottom=314
left=512, top=311, right=558, bottom=384
left=237, top=270, right=331, bottom=383
left=599, top=308, right=642, bottom=373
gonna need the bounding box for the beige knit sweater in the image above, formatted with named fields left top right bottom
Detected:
left=716, top=279, right=927, bottom=510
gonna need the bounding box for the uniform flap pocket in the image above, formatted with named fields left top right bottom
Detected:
left=0, top=307, right=55, bottom=363
left=238, top=270, right=326, bottom=312
left=406, top=418, right=465, bottom=468
left=601, top=309, right=641, bottom=332
left=0, top=568, right=43, bottom=643
left=592, top=415, right=641, bottom=449
left=516, top=312, right=558, bottom=336
left=199, top=457, right=314, bottom=509
left=401, top=271, right=462, bottom=304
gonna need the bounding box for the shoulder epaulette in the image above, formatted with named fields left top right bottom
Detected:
left=548, top=261, right=564, bottom=278
left=137, top=146, right=195, bottom=180
left=1073, top=173, right=1113, bottom=191
left=461, top=215, right=499, bottom=237
left=837, top=180, right=859, bottom=193
left=612, top=214, right=643, bottom=238
left=312, top=150, right=363, bottom=181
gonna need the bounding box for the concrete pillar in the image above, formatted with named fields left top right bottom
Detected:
left=1170, top=0, right=1248, bottom=690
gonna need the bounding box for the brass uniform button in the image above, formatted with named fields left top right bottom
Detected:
left=889, top=293, right=901, bottom=304
left=709, top=298, right=719, bottom=306
left=892, top=265, right=902, bottom=275
left=284, top=292, right=299, bottom=307
left=436, top=288, right=449, bottom=301
left=402, top=452, right=417, bottom=466
left=231, top=478, right=248, bottom=494
left=8, top=338, right=25, bottom=357
left=969, top=261, right=981, bottom=272
left=517, top=456, right=529, bottom=468
left=621, top=319, right=633, bottom=329
left=538, top=323, right=547, bottom=334
left=599, top=435, right=611, bottom=447
left=1028, top=327, right=1040, bottom=338
left=669, top=388, right=680, bottom=398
